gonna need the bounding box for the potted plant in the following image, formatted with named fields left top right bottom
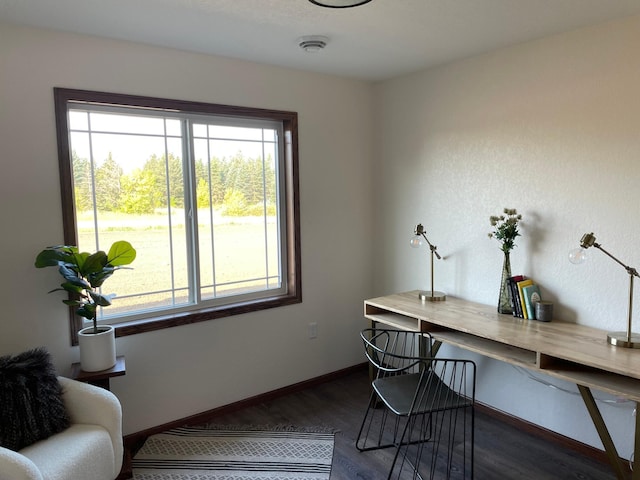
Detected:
left=35, top=241, right=136, bottom=372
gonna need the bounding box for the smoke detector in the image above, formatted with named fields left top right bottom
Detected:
left=298, top=36, right=329, bottom=53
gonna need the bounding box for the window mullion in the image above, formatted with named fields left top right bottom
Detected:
left=275, top=128, right=286, bottom=287
left=86, top=112, right=103, bottom=322
left=184, top=118, right=201, bottom=305
left=162, top=119, right=178, bottom=305
left=206, top=126, right=217, bottom=298
left=261, top=129, right=270, bottom=288
left=86, top=113, right=100, bottom=253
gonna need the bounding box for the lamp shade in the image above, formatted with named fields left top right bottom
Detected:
left=308, top=0, right=372, bottom=7
left=410, top=236, right=423, bottom=248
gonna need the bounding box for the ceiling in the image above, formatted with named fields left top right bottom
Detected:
left=2, top=0, right=640, bottom=82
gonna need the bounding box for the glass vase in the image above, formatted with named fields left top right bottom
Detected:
left=497, top=251, right=512, bottom=314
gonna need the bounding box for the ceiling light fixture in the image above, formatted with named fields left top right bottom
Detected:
left=298, top=36, right=329, bottom=53
left=308, top=0, right=373, bottom=8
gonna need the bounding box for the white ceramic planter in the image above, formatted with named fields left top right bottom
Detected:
left=78, top=325, right=116, bottom=372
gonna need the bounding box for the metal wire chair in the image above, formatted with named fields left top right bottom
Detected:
left=356, top=328, right=476, bottom=480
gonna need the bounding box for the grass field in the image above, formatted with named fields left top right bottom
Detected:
left=76, top=211, right=279, bottom=318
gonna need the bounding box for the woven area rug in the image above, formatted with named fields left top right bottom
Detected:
left=131, top=426, right=335, bottom=480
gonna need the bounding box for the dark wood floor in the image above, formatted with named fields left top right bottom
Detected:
left=196, top=367, right=617, bottom=480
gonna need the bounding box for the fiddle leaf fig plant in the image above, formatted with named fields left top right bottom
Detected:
left=35, top=241, right=136, bottom=334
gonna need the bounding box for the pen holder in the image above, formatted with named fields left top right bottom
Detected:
left=535, top=301, right=554, bottom=322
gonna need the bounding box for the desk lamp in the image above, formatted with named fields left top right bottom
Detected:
left=569, top=232, right=640, bottom=348
left=410, top=224, right=446, bottom=302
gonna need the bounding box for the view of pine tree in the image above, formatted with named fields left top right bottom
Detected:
left=207, top=157, right=225, bottom=206
left=225, top=154, right=247, bottom=195
left=95, top=153, right=123, bottom=211
left=223, top=189, right=248, bottom=216
left=245, top=158, right=266, bottom=205
left=72, top=151, right=93, bottom=213
left=143, top=153, right=184, bottom=210
left=120, top=169, right=156, bottom=214
left=73, top=150, right=277, bottom=216
left=196, top=177, right=211, bottom=208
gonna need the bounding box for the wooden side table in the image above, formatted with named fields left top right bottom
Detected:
left=71, top=355, right=126, bottom=391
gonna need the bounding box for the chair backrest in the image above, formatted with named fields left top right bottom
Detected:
left=361, top=328, right=433, bottom=376
left=361, top=328, right=476, bottom=410
left=413, top=357, right=476, bottom=412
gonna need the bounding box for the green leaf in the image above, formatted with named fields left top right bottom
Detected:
left=89, top=291, right=113, bottom=307
left=70, top=251, right=91, bottom=272
left=63, top=299, right=82, bottom=306
left=76, top=304, right=97, bottom=320
left=87, top=267, right=115, bottom=288
left=81, top=251, right=108, bottom=276
left=58, top=266, right=90, bottom=289
left=59, top=281, right=86, bottom=294
left=34, top=246, right=77, bottom=268
left=107, top=241, right=136, bottom=266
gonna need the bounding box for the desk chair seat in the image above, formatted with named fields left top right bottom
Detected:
left=356, top=328, right=476, bottom=480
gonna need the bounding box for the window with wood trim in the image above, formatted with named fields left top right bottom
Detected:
left=54, top=88, right=301, bottom=341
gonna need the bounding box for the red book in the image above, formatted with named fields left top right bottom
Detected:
left=507, top=275, right=526, bottom=317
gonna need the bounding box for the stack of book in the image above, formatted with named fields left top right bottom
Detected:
left=506, top=275, right=542, bottom=319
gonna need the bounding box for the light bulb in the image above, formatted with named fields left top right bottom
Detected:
left=410, top=236, right=423, bottom=248
left=569, top=247, right=587, bottom=264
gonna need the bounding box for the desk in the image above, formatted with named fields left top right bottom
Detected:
left=364, top=291, right=640, bottom=480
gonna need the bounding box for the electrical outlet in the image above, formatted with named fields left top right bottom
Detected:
left=308, top=322, right=318, bottom=339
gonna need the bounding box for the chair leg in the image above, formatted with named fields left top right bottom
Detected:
left=386, top=412, right=432, bottom=480
left=387, top=407, right=474, bottom=480
left=355, top=391, right=377, bottom=451
left=356, top=392, right=399, bottom=452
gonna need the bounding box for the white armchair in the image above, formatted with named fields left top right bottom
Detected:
left=0, top=377, right=123, bottom=480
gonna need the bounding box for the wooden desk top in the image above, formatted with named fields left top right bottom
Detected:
left=365, top=291, right=640, bottom=400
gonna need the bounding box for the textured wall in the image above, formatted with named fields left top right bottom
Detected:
left=373, top=14, right=640, bottom=457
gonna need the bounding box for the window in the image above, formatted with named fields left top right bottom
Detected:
left=54, top=89, right=301, bottom=342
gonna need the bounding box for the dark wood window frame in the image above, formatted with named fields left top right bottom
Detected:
left=53, top=88, right=302, bottom=344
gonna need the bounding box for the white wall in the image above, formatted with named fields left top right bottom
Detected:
left=0, top=23, right=374, bottom=435
left=373, top=14, right=640, bottom=458
left=3, top=11, right=640, bottom=457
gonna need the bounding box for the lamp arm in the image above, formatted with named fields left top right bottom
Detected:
left=419, top=233, right=442, bottom=260
left=577, top=233, right=640, bottom=346
left=594, top=243, right=640, bottom=278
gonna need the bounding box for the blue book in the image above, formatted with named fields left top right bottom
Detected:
left=522, top=284, right=542, bottom=320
